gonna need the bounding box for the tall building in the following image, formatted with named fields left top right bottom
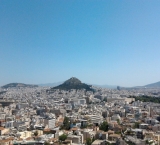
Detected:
left=44, top=118, right=56, bottom=129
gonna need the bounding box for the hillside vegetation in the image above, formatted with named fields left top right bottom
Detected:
left=51, top=77, right=94, bottom=92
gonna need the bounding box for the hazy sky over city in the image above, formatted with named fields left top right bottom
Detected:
left=0, top=0, right=160, bottom=87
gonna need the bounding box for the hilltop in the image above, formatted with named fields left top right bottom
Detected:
left=51, top=77, right=94, bottom=92
left=1, top=83, right=38, bottom=89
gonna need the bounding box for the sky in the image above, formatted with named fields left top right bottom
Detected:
left=0, top=0, right=160, bottom=87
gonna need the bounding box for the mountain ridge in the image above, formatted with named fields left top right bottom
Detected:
left=144, top=81, right=160, bottom=88
left=2, top=80, right=160, bottom=89
left=1, top=83, right=38, bottom=89
left=118, top=81, right=160, bottom=90
left=38, top=82, right=63, bottom=87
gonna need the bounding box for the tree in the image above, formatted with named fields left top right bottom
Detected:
left=103, top=98, right=107, bottom=102
left=92, top=136, right=95, bottom=142
left=86, top=137, right=96, bottom=145
left=44, top=142, right=50, bottom=145
left=34, top=130, right=38, bottom=136
left=81, top=123, right=88, bottom=129
left=59, top=134, right=67, bottom=141
left=134, top=122, right=140, bottom=128
left=99, top=121, right=109, bottom=132
left=117, top=119, right=120, bottom=125
left=60, top=117, right=70, bottom=130
left=86, top=138, right=92, bottom=145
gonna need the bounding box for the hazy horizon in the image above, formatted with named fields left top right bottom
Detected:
left=1, top=78, right=160, bottom=88
left=1, top=0, right=160, bottom=87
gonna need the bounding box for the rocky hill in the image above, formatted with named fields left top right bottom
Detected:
left=51, top=77, right=94, bottom=92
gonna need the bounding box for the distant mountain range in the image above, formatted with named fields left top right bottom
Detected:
left=90, top=84, right=117, bottom=89
left=39, top=80, right=160, bottom=89
left=118, top=81, right=160, bottom=90
left=144, top=81, right=160, bottom=88
left=1, top=80, right=160, bottom=89
left=1, top=83, right=38, bottom=89
left=39, top=82, right=63, bottom=87
left=50, top=77, right=94, bottom=92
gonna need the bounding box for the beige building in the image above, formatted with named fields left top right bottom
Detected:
left=152, top=124, right=160, bottom=132
left=0, top=127, right=9, bottom=135
left=82, top=129, right=96, bottom=140
left=107, top=97, right=135, bottom=103
left=17, top=131, right=32, bottom=139
left=0, top=137, right=14, bottom=145
left=67, top=133, right=83, bottom=144
left=108, top=134, right=120, bottom=142
left=92, top=140, right=104, bottom=145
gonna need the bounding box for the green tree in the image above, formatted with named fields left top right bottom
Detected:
left=99, top=121, right=109, bottom=131
left=134, top=122, right=140, bottom=128
left=146, top=140, right=149, bottom=144
left=103, top=98, right=107, bottom=102
left=34, top=130, right=38, bottom=136
left=117, top=119, right=120, bottom=125
left=92, top=136, right=95, bottom=142
left=44, top=142, right=50, bottom=145
left=81, top=123, right=88, bottom=129
left=130, top=95, right=160, bottom=104
left=86, top=138, right=92, bottom=145
left=60, top=117, right=70, bottom=130
left=59, top=134, right=67, bottom=141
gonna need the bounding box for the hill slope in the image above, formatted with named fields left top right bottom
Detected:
left=51, top=77, right=94, bottom=92
left=144, top=81, right=160, bottom=88
left=117, top=81, right=160, bottom=90
left=1, top=83, right=38, bottom=89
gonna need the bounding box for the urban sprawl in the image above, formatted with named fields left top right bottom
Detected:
left=0, top=78, right=160, bottom=145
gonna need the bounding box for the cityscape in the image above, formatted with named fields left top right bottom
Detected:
left=1, top=0, right=160, bottom=145
left=0, top=77, right=160, bottom=145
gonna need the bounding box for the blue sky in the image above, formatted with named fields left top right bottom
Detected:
left=0, top=0, right=160, bottom=87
